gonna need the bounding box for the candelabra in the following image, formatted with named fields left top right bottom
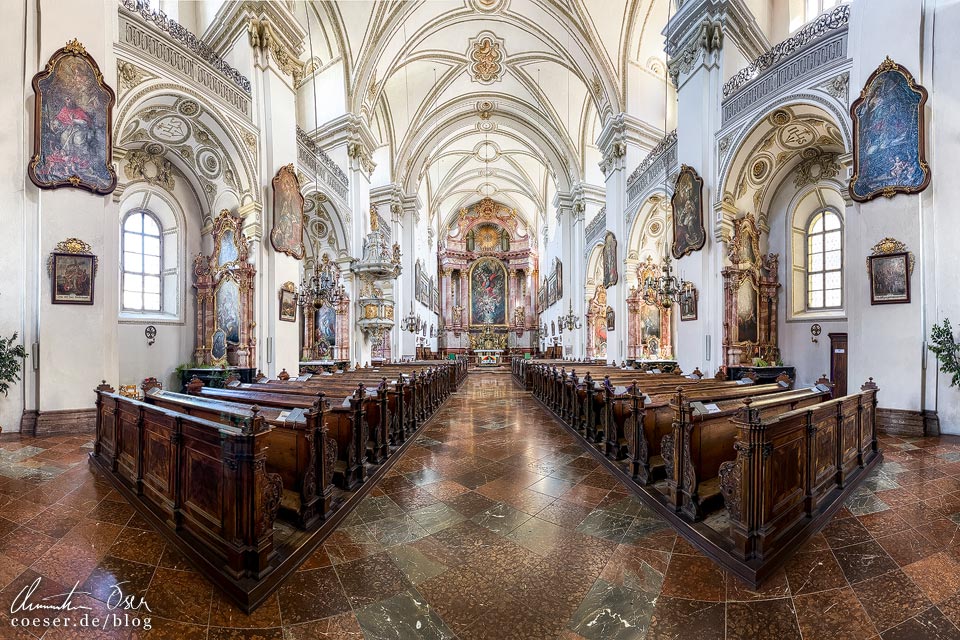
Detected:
left=641, top=254, right=692, bottom=308
left=401, top=302, right=422, bottom=333
left=298, top=255, right=345, bottom=309
left=559, top=299, right=582, bottom=331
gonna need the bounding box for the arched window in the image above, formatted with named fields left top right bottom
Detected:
left=122, top=210, right=163, bottom=312
left=806, top=210, right=842, bottom=310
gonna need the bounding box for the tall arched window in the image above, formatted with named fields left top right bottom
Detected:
left=122, top=210, right=163, bottom=312
left=806, top=210, right=842, bottom=310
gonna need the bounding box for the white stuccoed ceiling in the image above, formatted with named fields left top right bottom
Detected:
left=306, top=0, right=672, bottom=232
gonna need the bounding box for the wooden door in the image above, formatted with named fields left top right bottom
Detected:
left=829, top=333, right=848, bottom=398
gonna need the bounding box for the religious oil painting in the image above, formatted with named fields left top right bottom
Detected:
left=279, top=285, right=297, bottom=322
left=672, top=164, right=706, bottom=259
left=216, top=278, right=241, bottom=344
left=470, top=257, right=507, bottom=325
left=603, top=232, right=619, bottom=287
left=680, top=287, right=698, bottom=321
left=218, top=229, right=239, bottom=266
left=316, top=303, right=336, bottom=345
left=211, top=328, right=227, bottom=362
left=737, top=279, right=758, bottom=344
left=271, top=164, right=305, bottom=259
left=51, top=252, right=95, bottom=305
left=850, top=57, right=930, bottom=202
left=641, top=304, right=661, bottom=339
left=29, top=39, right=117, bottom=194
left=869, top=252, right=911, bottom=305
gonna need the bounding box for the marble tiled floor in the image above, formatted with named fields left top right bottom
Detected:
left=2, top=375, right=960, bottom=638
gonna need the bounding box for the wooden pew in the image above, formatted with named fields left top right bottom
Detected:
left=143, top=386, right=343, bottom=519
left=719, top=380, right=881, bottom=562
left=93, top=384, right=281, bottom=580
left=664, top=384, right=834, bottom=520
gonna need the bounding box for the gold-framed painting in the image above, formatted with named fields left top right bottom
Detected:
left=680, top=287, right=698, bottom=321
left=51, top=252, right=96, bottom=305
left=28, top=39, right=117, bottom=195
left=671, top=164, right=706, bottom=259
left=271, top=163, right=305, bottom=259
left=868, top=252, right=911, bottom=305
left=850, top=57, right=930, bottom=203
left=279, top=281, right=297, bottom=322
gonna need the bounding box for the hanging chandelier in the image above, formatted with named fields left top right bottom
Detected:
left=641, top=254, right=691, bottom=309
left=559, top=299, right=581, bottom=331
left=298, top=254, right=345, bottom=309
left=401, top=301, right=422, bottom=333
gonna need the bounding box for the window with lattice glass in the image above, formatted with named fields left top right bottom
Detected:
left=122, top=211, right=163, bottom=312
left=806, top=210, right=842, bottom=310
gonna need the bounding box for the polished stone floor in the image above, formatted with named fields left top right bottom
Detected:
left=2, top=374, right=960, bottom=639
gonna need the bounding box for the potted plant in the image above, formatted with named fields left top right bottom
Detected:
left=929, top=319, right=960, bottom=388
left=0, top=333, right=28, bottom=433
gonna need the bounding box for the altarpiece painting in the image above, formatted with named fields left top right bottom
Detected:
left=602, top=232, right=619, bottom=287
left=470, top=257, right=508, bottom=325
left=850, top=57, right=930, bottom=202
left=29, top=39, right=117, bottom=194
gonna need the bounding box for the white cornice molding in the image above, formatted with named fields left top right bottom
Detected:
left=203, top=1, right=306, bottom=58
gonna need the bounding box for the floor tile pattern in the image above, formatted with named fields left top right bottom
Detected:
left=0, top=373, right=959, bottom=638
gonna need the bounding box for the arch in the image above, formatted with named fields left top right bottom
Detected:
left=717, top=100, right=850, bottom=235
left=625, top=191, right=671, bottom=285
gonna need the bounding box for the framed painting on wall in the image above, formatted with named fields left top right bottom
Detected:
left=868, top=252, right=911, bottom=305
left=279, top=282, right=297, bottom=322
left=680, top=287, right=698, bottom=321
left=850, top=57, right=930, bottom=203
left=51, top=251, right=96, bottom=305
left=671, top=164, right=706, bottom=259
left=271, top=164, right=306, bottom=259
left=602, top=232, right=619, bottom=287
left=28, top=39, right=117, bottom=195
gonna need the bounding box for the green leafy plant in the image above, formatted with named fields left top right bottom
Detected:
left=929, top=319, right=960, bottom=388
left=752, top=357, right=770, bottom=367
left=0, top=333, right=28, bottom=397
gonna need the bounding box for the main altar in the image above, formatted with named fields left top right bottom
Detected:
left=469, top=326, right=507, bottom=366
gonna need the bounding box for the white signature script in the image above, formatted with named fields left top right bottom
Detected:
left=11, top=578, right=151, bottom=614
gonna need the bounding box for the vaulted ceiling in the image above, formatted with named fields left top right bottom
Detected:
left=304, top=0, right=672, bottom=231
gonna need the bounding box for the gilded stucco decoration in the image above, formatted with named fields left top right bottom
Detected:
left=124, top=145, right=176, bottom=191
left=468, top=32, right=506, bottom=85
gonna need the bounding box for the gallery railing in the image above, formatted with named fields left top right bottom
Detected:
left=118, top=0, right=253, bottom=119
left=297, top=127, right=350, bottom=201
left=585, top=206, right=607, bottom=249
left=720, top=5, right=850, bottom=124
left=626, top=130, right=678, bottom=207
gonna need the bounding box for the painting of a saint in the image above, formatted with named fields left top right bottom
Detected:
left=271, top=164, right=305, bottom=259
left=736, top=279, right=758, bottom=344
left=216, top=278, right=241, bottom=345
left=470, top=257, right=507, bottom=325
left=869, top=252, right=911, bottom=304
left=52, top=253, right=95, bottom=304
left=218, top=229, right=239, bottom=266
left=850, top=58, right=930, bottom=202
left=641, top=304, right=661, bottom=340
left=29, top=40, right=116, bottom=194
left=671, top=165, right=706, bottom=259
left=680, top=288, right=698, bottom=321
left=279, top=285, right=297, bottom=322
left=316, top=303, right=337, bottom=345
left=592, top=286, right=608, bottom=359
left=211, top=329, right=227, bottom=362
left=603, top=232, right=619, bottom=287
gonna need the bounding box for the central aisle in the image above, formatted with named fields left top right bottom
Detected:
left=292, top=371, right=711, bottom=639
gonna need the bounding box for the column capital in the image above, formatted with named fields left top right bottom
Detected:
left=310, top=114, right=378, bottom=177
left=664, top=0, right=769, bottom=89
left=597, top=114, right=664, bottom=178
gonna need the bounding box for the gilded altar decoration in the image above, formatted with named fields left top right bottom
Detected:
left=850, top=57, right=930, bottom=203
left=468, top=32, right=505, bottom=84
left=271, top=164, right=305, bottom=259
left=193, top=210, right=256, bottom=367
left=49, top=237, right=97, bottom=305
left=671, top=165, right=706, bottom=259
left=469, top=326, right=507, bottom=351
left=586, top=285, right=608, bottom=359
left=29, top=39, right=117, bottom=194
left=867, top=238, right=914, bottom=305
left=602, top=232, right=619, bottom=287
left=279, top=281, right=297, bottom=322
left=470, top=257, right=508, bottom=325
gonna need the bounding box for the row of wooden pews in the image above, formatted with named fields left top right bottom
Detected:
left=90, top=358, right=466, bottom=611
left=517, top=360, right=882, bottom=585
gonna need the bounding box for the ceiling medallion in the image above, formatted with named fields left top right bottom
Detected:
left=467, top=32, right=505, bottom=84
